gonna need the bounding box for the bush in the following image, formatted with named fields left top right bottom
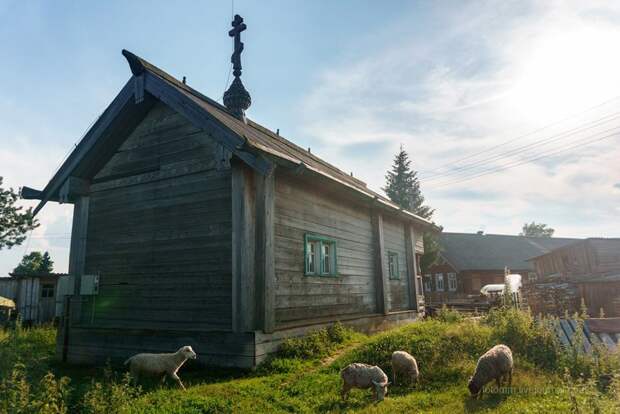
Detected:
left=484, top=307, right=561, bottom=370
left=277, top=323, right=354, bottom=360
left=0, top=363, right=71, bottom=414
left=81, top=363, right=142, bottom=414
left=436, top=304, right=464, bottom=323
left=0, top=322, right=57, bottom=380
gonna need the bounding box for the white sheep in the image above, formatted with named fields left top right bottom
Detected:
left=124, top=345, right=197, bottom=390
left=391, top=350, right=419, bottom=385
left=340, top=362, right=390, bottom=402
left=468, top=344, right=513, bottom=398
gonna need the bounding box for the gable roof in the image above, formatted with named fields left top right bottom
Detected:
left=439, top=232, right=579, bottom=272
left=26, top=50, right=436, bottom=230
left=527, top=237, right=620, bottom=261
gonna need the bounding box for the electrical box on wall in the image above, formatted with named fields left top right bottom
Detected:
left=80, top=274, right=99, bottom=295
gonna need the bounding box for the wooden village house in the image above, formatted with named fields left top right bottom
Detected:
left=0, top=273, right=70, bottom=325
left=424, top=232, right=577, bottom=308
left=524, top=238, right=620, bottom=317
left=21, top=17, right=436, bottom=368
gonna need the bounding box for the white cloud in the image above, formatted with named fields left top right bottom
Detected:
left=297, top=0, right=620, bottom=238
left=0, top=127, right=73, bottom=276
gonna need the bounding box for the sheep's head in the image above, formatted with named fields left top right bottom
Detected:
left=468, top=377, right=481, bottom=396
left=372, top=380, right=390, bottom=401
left=179, top=346, right=197, bottom=360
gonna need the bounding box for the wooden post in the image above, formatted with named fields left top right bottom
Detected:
left=372, top=211, right=389, bottom=315
left=231, top=162, right=256, bottom=333
left=405, top=224, right=417, bottom=310
left=408, top=226, right=424, bottom=311
left=255, top=166, right=276, bottom=333
left=57, top=192, right=89, bottom=360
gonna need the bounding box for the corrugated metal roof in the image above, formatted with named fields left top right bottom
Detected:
left=440, top=232, right=579, bottom=271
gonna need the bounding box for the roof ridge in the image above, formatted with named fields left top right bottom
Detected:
left=123, top=50, right=371, bottom=190
left=247, top=121, right=368, bottom=187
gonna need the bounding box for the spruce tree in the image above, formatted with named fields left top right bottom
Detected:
left=383, top=146, right=440, bottom=272
left=383, top=146, right=434, bottom=219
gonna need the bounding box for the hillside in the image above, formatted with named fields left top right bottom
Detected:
left=1, top=308, right=619, bottom=413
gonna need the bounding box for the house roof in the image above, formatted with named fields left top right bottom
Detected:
left=527, top=237, right=620, bottom=261
left=6, top=272, right=69, bottom=280
left=27, top=50, right=436, bottom=230
left=439, top=232, right=579, bottom=272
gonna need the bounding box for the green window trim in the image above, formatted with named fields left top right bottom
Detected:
left=388, top=251, right=400, bottom=279
left=304, top=233, right=338, bottom=277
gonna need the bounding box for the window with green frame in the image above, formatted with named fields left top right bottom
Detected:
left=388, top=251, right=399, bottom=279
left=304, top=234, right=338, bottom=276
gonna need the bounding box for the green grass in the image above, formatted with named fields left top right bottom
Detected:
left=1, top=312, right=619, bottom=413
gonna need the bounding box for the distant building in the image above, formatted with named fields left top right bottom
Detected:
left=424, top=232, right=578, bottom=307
left=0, top=273, right=70, bottom=324
left=525, top=238, right=620, bottom=317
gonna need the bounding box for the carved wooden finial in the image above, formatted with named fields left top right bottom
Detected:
left=122, top=49, right=145, bottom=76
left=223, top=14, right=251, bottom=122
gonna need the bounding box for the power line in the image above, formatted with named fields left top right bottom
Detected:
left=419, top=94, right=620, bottom=178
left=427, top=128, right=620, bottom=188
left=422, top=111, right=620, bottom=182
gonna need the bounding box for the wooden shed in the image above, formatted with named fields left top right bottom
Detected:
left=527, top=238, right=620, bottom=317
left=23, top=49, right=436, bottom=368
left=0, top=273, right=69, bottom=325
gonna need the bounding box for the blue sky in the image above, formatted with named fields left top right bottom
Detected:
left=1, top=0, right=620, bottom=275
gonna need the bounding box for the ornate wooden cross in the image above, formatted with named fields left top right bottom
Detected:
left=229, top=14, right=247, bottom=77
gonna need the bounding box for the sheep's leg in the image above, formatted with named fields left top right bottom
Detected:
left=341, top=383, right=351, bottom=400
left=393, top=370, right=397, bottom=386
left=130, top=367, right=140, bottom=385
left=508, top=369, right=513, bottom=386
left=170, top=372, right=186, bottom=390
left=372, top=387, right=377, bottom=401
left=496, top=376, right=501, bottom=388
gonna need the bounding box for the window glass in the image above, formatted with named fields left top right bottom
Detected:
left=322, top=243, right=331, bottom=274
left=41, top=284, right=54, bottom=298
left=435, top=273, right=444, bottom=291
left=388, top=252, right=399, bottom=279
left=305, top=234, right=337, bottom=276
left=306, top=240, right=318, bottom=274
left=424, top=274, right=432, bottom=292
left=448, top=273, right=457, bottom=291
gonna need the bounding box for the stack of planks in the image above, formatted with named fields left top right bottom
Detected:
left=555, top=318, right=620, bottom=353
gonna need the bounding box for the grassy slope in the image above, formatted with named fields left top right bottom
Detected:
left=124, top=320, right=595, bottom=414
left=1, top=319, right=617, bottom=413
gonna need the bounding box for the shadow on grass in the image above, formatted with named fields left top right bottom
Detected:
left=316, top=394, right=378, bottom=413
left=463, top=391, right=508, bottom=412
left=49, top=359, right=251, bottom=392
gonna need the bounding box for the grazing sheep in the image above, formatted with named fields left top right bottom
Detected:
left=391, top=351, right=419, bottom=385
left=124, top=345, right=197, bottom=390
left=340, top=363, right=390, bottom=402
left=468, top=344, right=513, bottom=398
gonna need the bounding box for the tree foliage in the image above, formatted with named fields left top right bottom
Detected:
left=383, top=146, right=440, bottom=272
left=383, top=146, right=434, bottom=219
left=520, top=222, right=554, bottom=238
left=0, top=177, right=38, bottom=249
left=13, top=251, right=54, bottom=275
